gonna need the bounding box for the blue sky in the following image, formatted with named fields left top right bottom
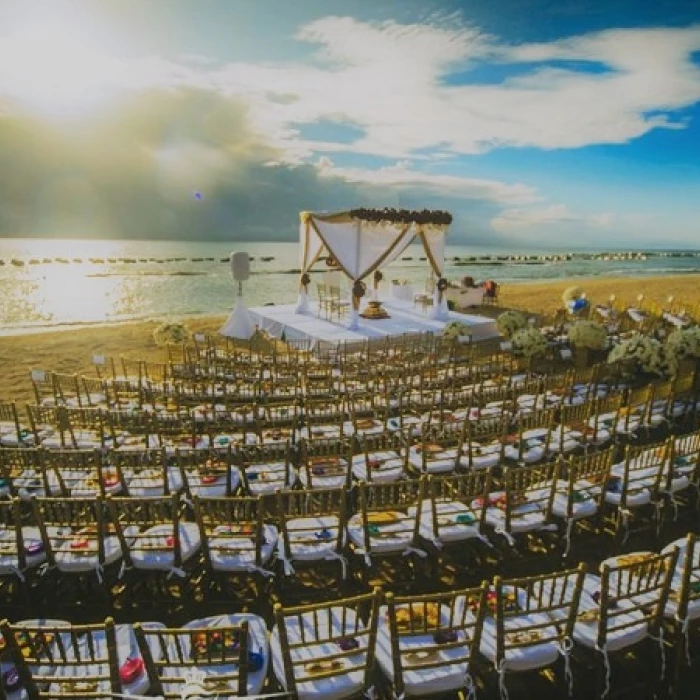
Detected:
left=0, top=0, right=699, bottom=248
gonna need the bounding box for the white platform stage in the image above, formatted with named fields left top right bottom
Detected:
left=248, top=297, right=499, bottom=349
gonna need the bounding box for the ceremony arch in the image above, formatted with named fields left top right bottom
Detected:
left=296, top=208, right=453, bottom=328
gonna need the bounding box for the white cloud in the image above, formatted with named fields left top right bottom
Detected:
left=315, top=158, right=540, bottom=206
left=491, top=205, right=621, bottom=232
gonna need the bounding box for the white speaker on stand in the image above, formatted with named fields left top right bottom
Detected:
left=219, top=252, right=256, bottom=339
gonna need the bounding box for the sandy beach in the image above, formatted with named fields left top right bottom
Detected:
left=1, top=273, right=698, bottom=408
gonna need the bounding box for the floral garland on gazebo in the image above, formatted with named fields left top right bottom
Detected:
left=347, top=208, right=453, bottom=226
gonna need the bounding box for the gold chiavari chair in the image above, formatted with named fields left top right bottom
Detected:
left=271, top=590, right=381, bottom=700
left=572, top=549, right=678, bottom=700
left=0, top=497, right=41, bottom=613
left=661, top=533, right=700, bottom=699
left=0, top=401, right=33, bottom=447
left=26, top=405, right=71, bottom=450
left=352, top=431, right=409, bottom=484
left=478, top=565, right=586, bottom=698
left=0, top=446, right=44, bottom=500
left=175, top=446, right=240, bottom=501
left=298, top=436, right=353, bottom=491
left=33, top=496, right=116, bottom=605
left=409, top=425, right=464, bottom=477
left=62, top=407, right=107, bottom=450
left=134, top=617, right=258, bottom=699
left=0, top=618, right=121, bottom=699
left=237, top=441, right=295, bottom=500
left=275, top=487, right=348, bottom=594
left=481, top=463, right=558, bottom=559
left=38, top=448, right=105, bottom=498
left=379, top=583, right=488, bottom=698
left=107, top=494, right=201, bottom=611
left=419, top=471, right=492, bottom=578
left=348, top=479, right=427, bottom=590
left=108, top=447, right=179, bottom=498
left=78, top=376, right=109, bottom=409
left=666, top=429, right=700, bottom=513
left=603, top=441, right=668, bottom=547
left=554, top=448, right=615, bottom=560
left=505, top=408, right=556, bottom=465
left=194, top=495, right=276, bottom=601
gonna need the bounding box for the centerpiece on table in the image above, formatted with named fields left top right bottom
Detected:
left=496, top=310, right=528, bottom=339
left=153, top=321, right=190, bottom=347
left=607, top=333, right=677, bottom=382
left=665, top=326, right=700, bottom=374
left=567, top=320, right=608, bottom=368
left=442, top=320, right=472, bottom=343
left=511, top=327, right=548, bottom=365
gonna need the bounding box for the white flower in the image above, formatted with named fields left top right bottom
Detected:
left=442, top=320, right=471, bottom=340
left=666, top=326, right=700, bottom=361
left=511, top=327, right=548, bottom=358
left=567, top=321, right=607, bottom=350
left=497, top=310, right=528, bottom=339
left=154, top=321, right=190, bottom=346
left=608, top=333, right=675, bottom=377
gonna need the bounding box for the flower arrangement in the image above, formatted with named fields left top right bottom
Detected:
left=666, top=326, right=700, bottom=361
left=348, top=208, right=453, bottom=226
left=567, top=320, right=608, bottom=350
left=497, top=310, right=528, bottom=338
left=153, top=321, right=190, bottom=346
left=608, top=333, right=676, bottom=377
left=511, top=327, right=548, bottom=358
left=442, top=320, right=471, bottom=340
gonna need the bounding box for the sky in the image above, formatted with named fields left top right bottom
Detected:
left=0, top=0, right=699, bottom=249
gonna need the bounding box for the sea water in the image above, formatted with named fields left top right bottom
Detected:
left=0, top=238, right=698, bottom=335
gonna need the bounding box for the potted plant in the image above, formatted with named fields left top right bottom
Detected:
left=567, top=320, right=608, bottom=368
left=511, top=327, right=548, bottom=370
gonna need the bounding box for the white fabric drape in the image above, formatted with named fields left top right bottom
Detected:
left=296, top=213, right=449, bottom=325
left=310, top=219, right=415, bottom=280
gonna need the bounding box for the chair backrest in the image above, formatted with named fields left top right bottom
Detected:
left=425, top=472, right=490, bottom=537
left=384, top=583, right=489, bottom=698
left=0, top=447, right=42, bottom=498
left=356, top=479, right=423, bottom=553
left=0, top=498, right=27, bottom=572
left=193, top=495, right=265, bottom=570
left=176, top=447, right=237, bottom=499
left=134, top=619, right=249, bottom=699
left=493, top=565, right=586, bottom=667
left=617, top=442, right=668, bottom=509
left=275, top=487, right=347, bottom=557
left=673, top=533, right=700, bottom=626
left=0, top=618, right=120, bottom=698
left=562, top=448, right=614, bottom=520
left=33, top=496, right=107, bottom=568
left=502, top=462, right=557, bottom=533
left=237, top=441, right=293, bottom=495
left=596, top=549, right=678, bottom=649
left=39, top=448, right=103, bottom=497
left=107, top=494, right=183, bottom=569
left=273, top=590, right=381, bottom=698
left=108, top=448, right=168, bottom=497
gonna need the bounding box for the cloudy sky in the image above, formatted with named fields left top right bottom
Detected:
left=0, top=0, right=699, bottom=248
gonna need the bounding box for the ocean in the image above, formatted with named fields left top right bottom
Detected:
left=0, top=238, right=699, bottom=335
